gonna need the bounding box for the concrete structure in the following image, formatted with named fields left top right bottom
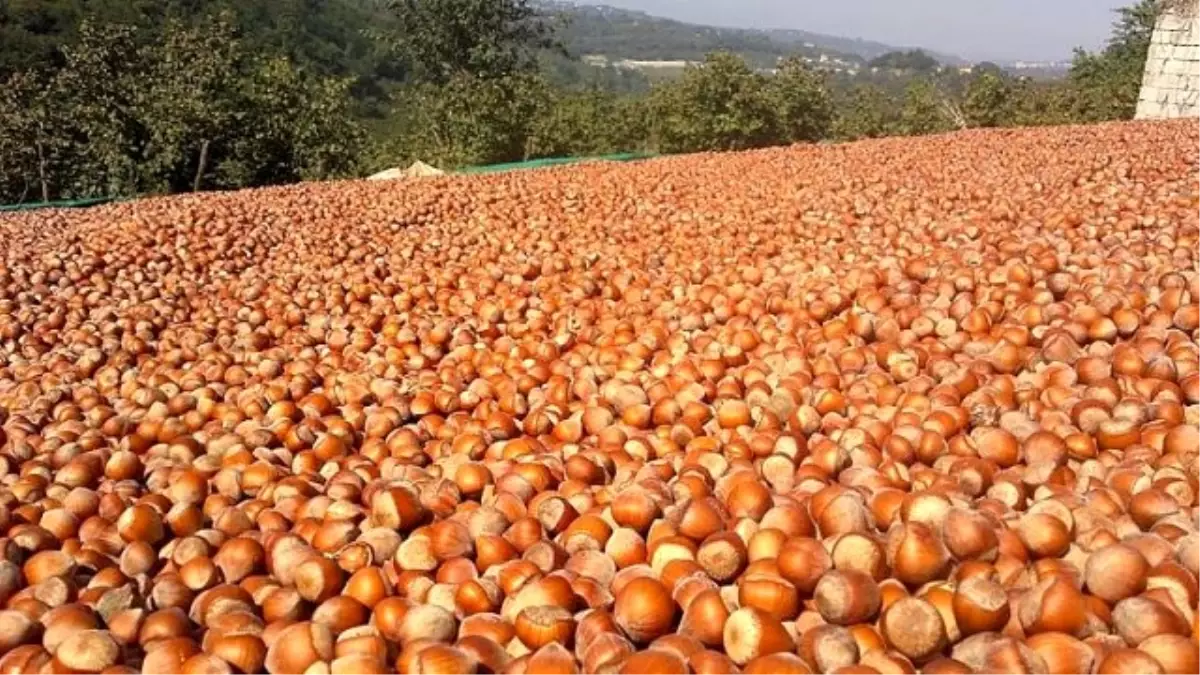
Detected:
left=1136, top=1, right=1200, bottom=119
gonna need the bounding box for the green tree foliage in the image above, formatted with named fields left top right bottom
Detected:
left=898, top=78, right=960, bottom=135
left=869, top=49, right=940, bottom=72
left=389, top=0, right=557, bottom=83
left=973, top=62, right=1007, bottom=77
left=833, top=85, right=898, bottom=140
left=49, top=21, right=146, bottom=197
left=0, top=72, right=73, bottom=203
left=0, top=0, right=161, bottom=79
left=476, top=49, right=835, bottom=163
left=367, top=0, right=568, bottom=169
left=374, top=73, right=551, bottom=169
left=651, top=52, right=779, bottom=153
left=1007, top=79, right=1077, bottom=127
left=134, top=15, right=242, bottom=193
left=962, top=72, right=1014, bottom=127
left=0, top=0, right=75, bottom=77
left=0, top=12, right=364, bottom=203
left=215, top=58, right=365, bottom=187
left=1068, top=0, right=1160, bottom=121
left=768, top=56, right=835, bottom=143
left=231, top=0, right=397, bottom=78
left=528, top=88, right=650, bottom=158
left=0, top=1, right=400, bottom=91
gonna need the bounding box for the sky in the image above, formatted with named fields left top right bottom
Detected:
left=570, top=0, right=1126, bottom=62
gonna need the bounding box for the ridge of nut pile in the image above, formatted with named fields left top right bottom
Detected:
left=0, top=120, right=1197, bottom=675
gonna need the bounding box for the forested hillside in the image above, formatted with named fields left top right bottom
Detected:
left=547, top=3, right=850, bottom=67
left=0, top=0, right=1163, bottom=204
left=545, top=2, right=967, bottom=67
left=0, top=0, right=402, bottom=98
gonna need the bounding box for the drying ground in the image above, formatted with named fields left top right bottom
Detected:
left=0, top=121, right=1197, bottom=674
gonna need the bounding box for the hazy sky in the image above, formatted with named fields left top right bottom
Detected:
left=573, top=0, right=1126, bottom=62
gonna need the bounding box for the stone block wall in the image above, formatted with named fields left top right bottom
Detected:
left=1136, top=7, right=1200, bottom=119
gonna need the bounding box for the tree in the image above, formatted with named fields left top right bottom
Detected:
left=388, top=0, right=557, bottom=83
left=898, top=78, right=958, bottom=135
left=963, top=72, right=1013, bottom=127
left=0, top=19, right=158, bottom=202
left=133, top=13, right=242, bottom=193
left=214, top=57, right=366, bottom=187
left=362, top=0, right=569, bottom=169
left=768, top=56, right=834, bottom=143
left=375, top=72, right=550, bottom=168
left=0, top=0, right=166, bottom=80
left=0, top=12, right=366, bottom=202
left=651, top=52, right=778, bottom=153
left=973, top=61, right=1006, bottom=77
left=527, top=86, right=649, bottom=158
left=1068, top=0, right=1160, bottom=121
left=49, top=21, right=147, bottom=197
left=0, top=71, right=73, bottom=203
left=0, top=0, right=410, bottom=133
left=869, top=50, right=940, bottom=72
left=833, top=85, right=897, bottom=140
left=1009, top=79, right=1076, bottom=127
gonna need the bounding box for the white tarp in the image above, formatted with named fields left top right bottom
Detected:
left=367, top=160, right=445, bottom=180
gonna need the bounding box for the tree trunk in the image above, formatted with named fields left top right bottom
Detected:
left=193, top=139, right=211, bottom=192
left=36, top=138, right=49, bottom=203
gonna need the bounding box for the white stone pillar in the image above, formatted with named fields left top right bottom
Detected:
left=1135, top=5, right=1200, bottom=119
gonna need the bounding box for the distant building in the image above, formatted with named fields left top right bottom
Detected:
left=614, top=59, right=694, bottom=69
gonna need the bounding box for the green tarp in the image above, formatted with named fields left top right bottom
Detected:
left=0, top=152, right=658, bottom=213
left=455, top=152, right=657, bottom=174
left=0, top=197, right=114, bottom=213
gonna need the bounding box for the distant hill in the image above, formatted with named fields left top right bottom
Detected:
left=761, top=28, right=966, bottom=66
left=541, top=2, right=970, bottom=70
left=544, top=3, right=850, bottom=68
